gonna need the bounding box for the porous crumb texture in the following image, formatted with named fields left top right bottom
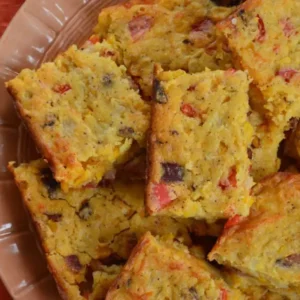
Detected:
left=106, top=232, right=244, bottom=299
left=6, top=42, right=150, bottom=191
left=94, top=0, right=235, bottom=98
left=209, top=173, right=300, bottom=298
left=10, top=159, right=206, bottom=300
left=218, top=0, right=300, bottom=125
left=147, top=68, right=254, bottom=221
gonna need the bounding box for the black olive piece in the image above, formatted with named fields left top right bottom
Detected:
left=100, top=253, right=126, bottom=266
left=189, top=287, right=199, bottom=300
left=211, top=0, right=244, bottom=7
left=40, top=168, right=60, bottom=199
left=118, top=127, right=135, bottom=138
left=42, top=120, right=55, bottom=128
left=161, top=162, right=184, bottom=182
left=170, top=130, right=179, bottom=136
left=78, top=266, right=94, bottom=296
left=182, top=39, right=192, bottom=44
left=78, top=200, right=93, bottom=220
left=44, top=213, right=62, bottom=222
left=247, top=148, right=253, bottom=159
left=42, top=113, right=57, bottom=128
left=65, top=255, right=83, bottom=273
left=276, top=254, right=300, bottom=268
left=153, top=78, right=168, bottom=104
left=126, top=279, right=132, bottom=288
left=102, top=74, right=114, bottom=86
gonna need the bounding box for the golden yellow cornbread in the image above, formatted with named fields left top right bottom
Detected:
left=6, top=42, right=150, bottom=191
left=9, top=159, right=203, bottom=300
left=146, top=67, right=254, bottom=221
left=94, top=0, right=235, bottom=98
left=209, top=173, right=300, bottom=297
left=106, top=232, right=244, bottom=300
left=218, top=0, right=300, bottom=125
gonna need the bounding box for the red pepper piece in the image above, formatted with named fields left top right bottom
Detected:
left=53, top=84, right=71, bottom=94
left=280, top=18, right=295, bottom=38
left=224, top=215, right=242, bottom=230
left=256, top=15, right=266, bottom=43
left=276, top=68, right=298, bottom=82
left=180, top=103, right=197, bottom=118
left=220, top=288, right=228, bottom=300
left=89, top=35, right=100, bottom=44
left=218, top=167, right=237, bottom=190
left=38, top=203, right=45, bottom=212
left=152, top=183, right=172, bottom=210
left=128, top=15, right=153, bottom=41
left=189, top=19, right=214, bottom=46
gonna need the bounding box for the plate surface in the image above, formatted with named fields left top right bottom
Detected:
left=0, top=0, right=122, bottom=298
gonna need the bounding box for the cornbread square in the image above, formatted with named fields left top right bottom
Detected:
left=94, top=0, right=235, bottom=98
left=146, top=68, right=254, bottom=221
left=209, top=173, right=300, bottom=296
left=6, top=42, right=150, bottom=191
left=10, top=160, right=197, bottom=300
left=106, top=232, right=243, bottom=300
left=218, top=0, right=300, bottom=124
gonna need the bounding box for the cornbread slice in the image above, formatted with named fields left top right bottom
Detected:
left=10, top=159, right=200, bottom=300
left=146, top=68, right=254, bottom=221
left=218, top=0, right=300, bottom=124
left=106, top=232, right=244, bottom=300
left=209, top=173, right=300, bottom=296
left=6, top=42, right=150, bottom=191
left=94, top=0, right=235, bottom=98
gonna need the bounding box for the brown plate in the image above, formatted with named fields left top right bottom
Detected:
left=0, top=0, right=122, bottom=298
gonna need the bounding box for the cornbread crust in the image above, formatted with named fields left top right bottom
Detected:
left=106, top=232, right=244, bottom=299
left=6, top=42, right=150, bottom=191
left=94, top=0, right=235, bottom=98
left=146, top=67, right=254, bottom=221
left=9, top=159, right=201, bottom=300
left=209, top=173, right=300, bottom=296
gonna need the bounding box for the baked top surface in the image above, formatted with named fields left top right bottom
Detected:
left=106, top=232, right=243, bottom=300
left=146, top=68, right=253, bottom=221
left=94, top=0, right=235, bottom=98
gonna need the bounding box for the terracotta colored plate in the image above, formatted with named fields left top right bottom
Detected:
left=0, top=0, right=122, bottom=298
